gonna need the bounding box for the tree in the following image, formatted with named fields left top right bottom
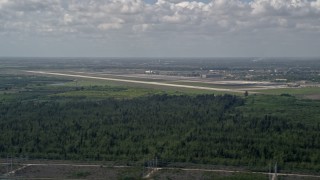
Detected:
left=244, top=91, right=249, bottom=97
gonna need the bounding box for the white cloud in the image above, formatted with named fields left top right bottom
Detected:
left=0, top=0, right=8, bottom=9
left=250, top=0, right=311, bottom=16
left=311, top=0, right=320, bottom=9
left=0, top=0, right=320, bottom=57
left=0, top=0, right=319, bottom=36
left=64, top=14, right=73, bottom=24
left=161, top=12, right=188, bottom=23
left=98, top=23, right=123, bottom=30
left=132, top=23, right=152, bottom=32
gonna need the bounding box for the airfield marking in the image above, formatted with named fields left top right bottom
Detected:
left=26, top=71, right=250, bottom=93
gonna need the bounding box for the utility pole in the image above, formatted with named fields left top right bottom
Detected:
left=6, top=155, right=8, bottom=174
left=11, top=155, right=13, bottom=172
left=142, top=159, right=145, bottom=178
left=269, top=163, right=272, bottom=180
left=274, top=162, right=277, bottom=180
left=272, top=162, right=277, bottom=180
left=152, top=158, right=154, bottom=168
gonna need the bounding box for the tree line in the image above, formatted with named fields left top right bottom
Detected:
left=0, top=94, right=320, bottom=172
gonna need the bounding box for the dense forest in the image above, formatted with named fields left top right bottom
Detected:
left=1, top=92, right=320, bottom=172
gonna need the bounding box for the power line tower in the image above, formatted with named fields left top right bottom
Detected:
left=6, top=155, right=8, bottom=174
left=272, top=162, right=277, bottom=180
left=11, top=155, right=13, bottom=172
left=274, top=162, right=277, bottom=179
left=269, top=162, right=272, bottom=180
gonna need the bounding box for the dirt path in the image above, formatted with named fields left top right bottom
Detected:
left=4, top=165, right=30, bottom=176
left=163, top=167, right=320, bottom=179
left=2, top=162, right=320, bottom=179
left=143, top=168, right=160, bottom=179
left=151, top=167, right=320, bottom=179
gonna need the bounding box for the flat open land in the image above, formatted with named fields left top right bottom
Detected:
left=1, top=161, right=320, bottom=180
left=13, top=165, right=137, bottom=180
left=26, top=70, right=304, bottom=96
left=26, top=71, right=247, bottom=94
left=1, top=58, right=320, bottom=180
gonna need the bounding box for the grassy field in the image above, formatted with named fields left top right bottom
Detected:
left=153, top=169, right=269, bottom=180
left=2, top=72, right=319, bottom=101
left=55, top=87, right=165, bottom=99
left=44, top=72, right=320, bottom=98
left=168, top=81, right=258, bottom=89
left=240, top=94, right=320, bottom=125
left=0, top=73, right=222, bottom=101
left=255, top=87, right=320, bottom=99
left=1, top=73, right=320, bottom=179
left=2, top=71, right=320, bottom=100
left=1, top=164, right=272, bottom=180
left=25, top=70, right=320, bottom=99
left=13, top=165, right=143, bottom=179
left=56, top=79, right=222, bottom=98
left=35, top=72, right=239, bottom=95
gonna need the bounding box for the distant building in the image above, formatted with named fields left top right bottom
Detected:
left=201, top=74, right=222, bottom=78
left=145, top=70, right=154, bottom=74
left=145, top=70, right=159, bottom=75
left=287, top=83, right=300, bottom=87
left=245, top=75, right=253, bottom=79
left=298, top=81, right=306, bottom=84
left=275, top=79, right=287, bottom=82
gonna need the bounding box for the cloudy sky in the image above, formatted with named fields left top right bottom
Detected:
left=0, top=0, right=320, bottom=57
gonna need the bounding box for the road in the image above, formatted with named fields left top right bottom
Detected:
left=161, top=167, right=320, bottom=179
left=2, top=162, right=320, bottom=179
left=26, top=71, right=248, bottom=93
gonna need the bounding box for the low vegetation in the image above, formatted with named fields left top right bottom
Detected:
left=1, top=74, right=320, bottom=175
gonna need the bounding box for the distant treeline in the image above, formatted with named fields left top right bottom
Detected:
left=0, top=94, right=320, bottom=172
